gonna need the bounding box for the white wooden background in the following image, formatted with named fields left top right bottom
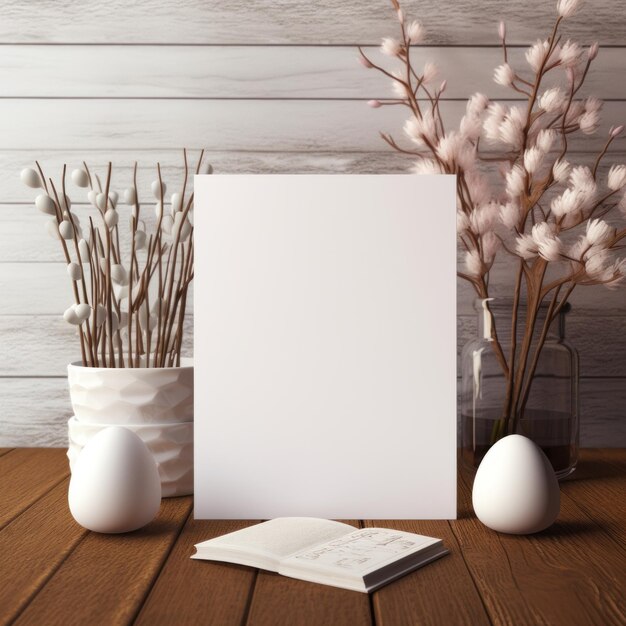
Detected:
left=0, top=0, right=625, bottom=446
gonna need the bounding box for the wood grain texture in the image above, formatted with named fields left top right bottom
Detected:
left=0, top=448, right=69, bottom=529
left=0, top=450, right=624, bottom=623
left=365, top=520, right=490, bottom=626
left=4, top=259, right=626, bottom=316
left=1, top=377, right=624, bottom=448
left=246, top=521, right=372, bottom=626
left=13, top=496, right=193, bottom=626
left=2, top=0, right=624, bottom=45
left=0, top=478, right=88, bottom=625
left=1, top=45, right=624, bottom=99
left=565, top=450, right=626, bottom=549
left=455, top=468, right=626, bottom=625
left=135, top=519, right=258, bottom=626
left=1, top=314, right=626, bottom=378
left=1, top=99, right=624, bottom=152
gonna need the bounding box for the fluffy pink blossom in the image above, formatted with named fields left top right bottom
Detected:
left=483, top=103, right=507, bottom=142
left=536, top=129, right=556, bottom=153
left=500, top=201, right=521, bottom=229
left=381, top=37, right=402, bottom=56
left=559, top=40, right=582, bottom=67
left=608, top=165, right=626, bottom=191
left=493, top=63, right=515, bottom=87
left=412, top=158, right=445, bottom=175
left=584, top=97, right=603, bottom=113
left=498, top=107, right=525, bottom=148
left=421, top=62, right=439, bottom=85
left=505, top=165, right=526, bottom=198
left=557, top=0, right=581, bottom=19
left=553, top=159, right=571, bottom=183
left=524, top=147, right=544, bottom=174
left=579, top=110, right=600, bottom=134
left=466, top=93, right=490, bottom=117
left=403, top=111, right=438, bottom=146
left=525, top=40, right=550, bottom=73
left=470, top=201, right=500, bottom=235
left=539, top=87, right=566, bottom=113
left=405, top=21, right=424, bottom=43
left=482, top=231, right=501, bottom=262
left=585, top=219, right=614, bottom=246
left=516, top=234, right=538, bottom=259
left=464, top=250, right=484, bottom=276
left=457, top=210, right=470, bottom=232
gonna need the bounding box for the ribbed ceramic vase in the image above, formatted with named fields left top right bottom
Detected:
left=67, top=358, right=194, bottom=497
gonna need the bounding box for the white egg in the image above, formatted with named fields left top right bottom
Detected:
left=111, top=264, right=128, bottom=285
left=78, top=238, right=91, bottom=261
left=134, top=230, right=147, bottom=250
left=71, top=168, right=89, bottom=188
left=96, top=193, right=107, bottom=210
left=171, top=192, right=183, bottom=214
left=35, top=194, right=56, bottom=215
left=124, top=187, right=137, bottom=205
left=151, top=180, right=166, bottom=199
left=59, top=220, right=74, bottom=240
left=63, top=306, right=80, bottom=325
left=472, top=434, right=560, bottom=534
left=109, top=191, right=119, bottom=207
left=21, top=167, right=42, bottom=189
left=68, top=426, right=161, bottom=533
left=74, top=303, right=92, bottom=322
left=161, top=214, right=173, bottom=235
left=67, top=262, right=82, bottom=281
left=87, top=190, right=98, bottom=206
left=104, top=209, right=119, bottom=228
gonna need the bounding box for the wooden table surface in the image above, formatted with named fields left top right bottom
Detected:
left=1, top=448, right=625, bottom=626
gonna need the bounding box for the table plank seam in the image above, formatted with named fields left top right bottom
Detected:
left=0, top=471, right=69, bottom=533
left=130, top=503, right=195, bottom=626
left=547, top=493, right=626, bottom=556
left=446, top=520, right=495, bottom=626
left=9, top=523, right=90, bottom=625
left=240, top=568, right=260, bottom=626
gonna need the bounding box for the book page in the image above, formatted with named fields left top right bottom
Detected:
left=194, top=518, right=353, bottom=563
left=281, top=528, right=440, bottom=577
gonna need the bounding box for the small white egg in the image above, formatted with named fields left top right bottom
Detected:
left=35, top=194, right=56, bottom=215
left=171, top=192, right=183, bottom=214
left=74, top=303, right=92, bottom=323
left=59, top=220, right=74, bottom=240
left=161, top=215, right=173, bottom=235
left=111, top=264, right=128, bottom=285
left=134, top=230, right=147, bottom=250
left=472, top=435, right=560, bottom=534
left=63, top=306, right=80, bottom=325
left=21, top=168, right=42, bottom=189
left=124, top=187, right=137, bottom=205
left=78, top=238, right=91, bottom=261
left=109, top=191, right=119, bottom=207
left=87, top=190, right=98, bottom=207
left=96, top=193, right=107, bottom=211
left=104, top=209, right=119, bottom=229
left=151, top=180, right=166, bottom=199
left=67, top=262, right=82, bottom=281
left=68, top=426, right=161, bottom=533
left=154, top=201, right=163, bottom=219
left=71, top=168, right=89, bottom=188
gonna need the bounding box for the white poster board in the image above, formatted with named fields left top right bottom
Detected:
left=194, top=175, right=457, bottom=519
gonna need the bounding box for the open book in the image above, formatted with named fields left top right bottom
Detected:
left=191, top=518, right=449, bottom=593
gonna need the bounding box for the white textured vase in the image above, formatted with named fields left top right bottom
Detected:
left=67, top=358, right=193, bottom=424
left=67, top=358, right=194, bottom=497
left=68, top=418, right=193, bottom=497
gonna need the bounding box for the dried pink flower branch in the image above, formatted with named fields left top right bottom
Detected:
left=361, top=0, right=626, bottom=434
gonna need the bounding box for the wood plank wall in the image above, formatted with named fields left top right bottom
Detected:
left=1, top=0, right=624, bottom=446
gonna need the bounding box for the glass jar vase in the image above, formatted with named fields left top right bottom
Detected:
left=461, top=298, right=579, bottom=479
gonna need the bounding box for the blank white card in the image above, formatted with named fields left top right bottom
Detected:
left=194, top=175, right=457, bottom=519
